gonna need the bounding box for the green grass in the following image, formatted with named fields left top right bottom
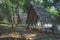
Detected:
left=0, top=24, right=12, bottom=28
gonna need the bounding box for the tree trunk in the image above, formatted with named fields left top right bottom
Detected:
left=11, top=15, right=15, bottom=28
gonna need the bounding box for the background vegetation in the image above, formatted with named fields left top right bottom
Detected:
left=0, top=0, right=60, bottom=25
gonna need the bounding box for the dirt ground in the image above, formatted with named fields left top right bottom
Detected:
left=0, top=27, right=60, bottom=40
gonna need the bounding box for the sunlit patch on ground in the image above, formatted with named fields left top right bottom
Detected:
left=23, top=33, right=37, bottom=40
left=0, top=27, right=60, bottom=40
left=0, top=32, right=23, bottom=38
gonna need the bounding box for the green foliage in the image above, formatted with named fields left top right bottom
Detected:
left=46, top=7, right=58, bottom=16
left=0, top=0, right=60, bottom=23
left=42, top=0, right=53, bottom=7
left=0, top=13, right=4, bottom=21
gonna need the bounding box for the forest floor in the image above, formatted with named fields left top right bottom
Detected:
left=0, top=26, right=60, bottom=40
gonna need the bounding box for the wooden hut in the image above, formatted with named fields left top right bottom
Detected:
left=13, top=14, right=21, bottom=24
left=26, top=4, right=54, bottom=33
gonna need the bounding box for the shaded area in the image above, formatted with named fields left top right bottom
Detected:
left=0, top=26, right=60, bottom=40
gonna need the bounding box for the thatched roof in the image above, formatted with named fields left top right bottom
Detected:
left=31, top=4, right=52, bottom=23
